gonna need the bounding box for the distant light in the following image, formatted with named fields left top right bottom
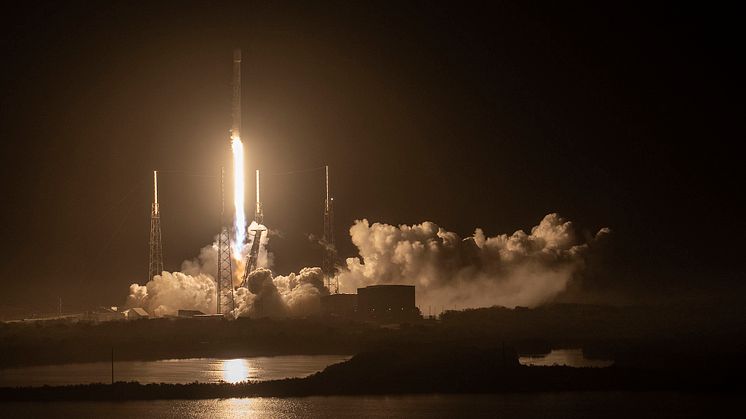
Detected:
left=222, top=358, right=249, bottom=383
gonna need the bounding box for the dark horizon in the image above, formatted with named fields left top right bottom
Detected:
left=0, top=1, right=743, bottom=315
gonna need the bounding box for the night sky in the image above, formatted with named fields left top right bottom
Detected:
left=0, top=1, right=742, bottom=314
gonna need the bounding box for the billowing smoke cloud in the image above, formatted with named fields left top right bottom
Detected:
left=308, top=233, right=337, bottom=255
left=336, top=213, right=609, bottom=310
left=231, top=267, right=328, bottom=318
left=180, top=240, right=219, bottom=279
left=127, top=271, right=217, bottom=317
left=126, top=213, right=607, bottom=318
left=126, top=226, right=327, bottom=318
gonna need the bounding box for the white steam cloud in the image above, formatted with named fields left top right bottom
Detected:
left=126, top=223, right=327, bottom=318
left=230, top=267, right=328, bottom=318
left=126, top=213, right=608, bottom=318
left=337, top=213, right=609, bottom=310
left=127, top=272, right=216, bottom=317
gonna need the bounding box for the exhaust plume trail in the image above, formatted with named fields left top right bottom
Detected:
left=229, top=48, right=246, bottom=258
left=231, top=137, right=246, bottom=255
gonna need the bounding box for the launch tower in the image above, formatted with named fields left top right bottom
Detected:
left=322, top=165, right=338, bottom=293
left=216, top=48, right=242, bottom=315
left=217, top=167, right=235, bottom=315
left=148, top=170, right=164, bottom=281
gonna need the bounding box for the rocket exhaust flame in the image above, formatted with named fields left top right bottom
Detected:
left=230, top=48, right=245, bottom=259
left=231, top=137, right=246, bottom=256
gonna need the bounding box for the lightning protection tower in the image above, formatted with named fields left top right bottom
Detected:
left=148, top=170, right=164, bottom=281
left=217, top=167, right=235, bottom=315
left=254, top=169, right=264, bottom=224
left=322, top=165, right=338, bottom=293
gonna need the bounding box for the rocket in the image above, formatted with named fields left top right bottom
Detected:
left=231, top=48, right=241, bottom=140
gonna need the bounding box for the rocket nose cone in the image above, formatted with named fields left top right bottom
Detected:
left=233, top=49, right=242, bottom=62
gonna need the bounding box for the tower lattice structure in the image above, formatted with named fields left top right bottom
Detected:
left=217, top=166, right=235, bottom=315
left=217, top=48, right=242, bottom=315
left=322, top=165, right=338, bottom=293
left=148, top=170, right=164, bottom=281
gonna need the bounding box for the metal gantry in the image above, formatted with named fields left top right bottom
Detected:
left=148, top=170, right=164, bottom=281
left=322, top=165, right=338, bottom=293
left=217, top=167, right=235, bottom=315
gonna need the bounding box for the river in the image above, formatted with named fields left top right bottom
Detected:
left=0, top=393, right=738, bottom=418
left=0, top=355, right=351, bottom=387
left=518, top=348, right=613, bottom=367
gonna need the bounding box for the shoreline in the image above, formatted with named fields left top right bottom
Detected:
left=2, top=355, right=744, bottom=401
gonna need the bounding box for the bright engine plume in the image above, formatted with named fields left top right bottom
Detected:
left=231, top=136, right=246, bottom=255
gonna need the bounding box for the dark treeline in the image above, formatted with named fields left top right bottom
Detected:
left=1, top=344, right=744, bottom=401
left=1, top=303, right=744, bottom=369
left=439, top=303, right=746, bottom=369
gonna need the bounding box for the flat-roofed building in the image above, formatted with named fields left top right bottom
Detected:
left=357, top=285, right=420, bottom=322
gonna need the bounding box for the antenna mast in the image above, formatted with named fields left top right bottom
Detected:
left=255, top=170, right=263, bottom=224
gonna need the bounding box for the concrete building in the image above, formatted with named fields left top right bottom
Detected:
left=357, top=285, right=420, bottom=322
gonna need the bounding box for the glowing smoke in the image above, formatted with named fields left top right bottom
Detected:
left=126, top=213, right=607, bottom=318
left=127, top=271, right=216, bottom=317
left=231, top=137, right=246, bottom=255
left=230, top=267, right=328, bottom=318
left=336, top=213, right=609, bottom=310
left=126, top=229, right=325, bottom=318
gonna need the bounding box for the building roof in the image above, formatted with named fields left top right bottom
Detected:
left=178, top=309, right=206, bottom=317
left=131, top=308, right=149, bottom=316
left=359, top=284, right=415, bottom=290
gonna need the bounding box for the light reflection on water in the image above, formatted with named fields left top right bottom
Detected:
left=222, top=359, right=250, bottom=383
left=518, top=349, right=613, bottom=367
left=0, top=393, right=738, bottom=419
left=0, top=355, right=351, bottom=387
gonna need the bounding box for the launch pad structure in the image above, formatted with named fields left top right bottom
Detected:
left=215, top=48, right=244, bottom=316
left=217, top=167, right=235, bottom=315
left=227, top=47, right=338, bottom=295
left=323, top=165, right=338, bottom=293
left=148, top=170, right=164, bottom=281
left=242, top=170, right=265, bottom=286
left=149, top=48, right=340, bottom=316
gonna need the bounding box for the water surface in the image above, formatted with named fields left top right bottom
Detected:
left=518, top=348, right=613, bottom=367
left=0, top=393, right=737, bottom=419
left=0, top=355, right=351, bottom=387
